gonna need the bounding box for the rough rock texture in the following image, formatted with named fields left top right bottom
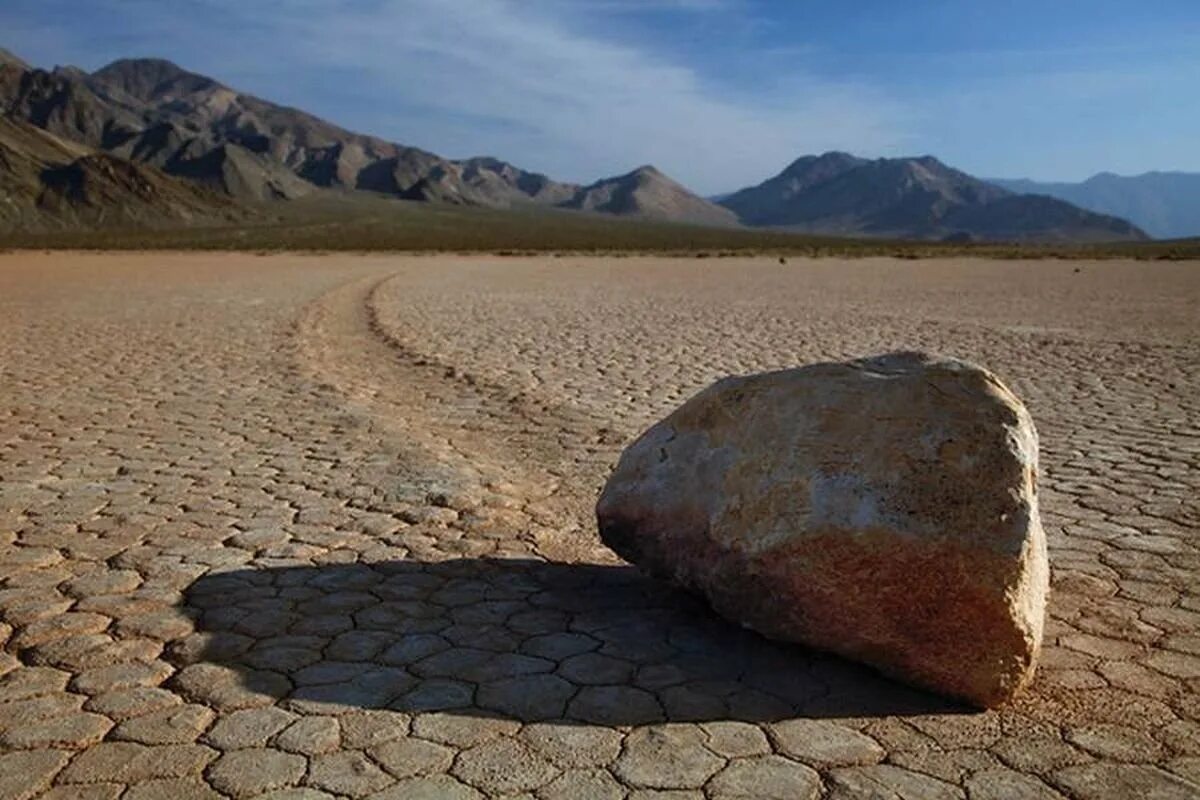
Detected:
left=596, top=351, right=1048, bottom=708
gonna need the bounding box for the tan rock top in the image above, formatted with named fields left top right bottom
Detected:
left=598, top=352, right=1048, bottom=707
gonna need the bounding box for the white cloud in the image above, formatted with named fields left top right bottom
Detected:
left=190, top=0, right=912, bottom=192
left=3, top=0, right=912, bottom=193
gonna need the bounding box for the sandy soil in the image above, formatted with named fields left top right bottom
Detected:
left=0, top=253, right=1197, bottom=799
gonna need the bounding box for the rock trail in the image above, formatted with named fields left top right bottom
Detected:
left=0, top=253, right=1197, bottom=799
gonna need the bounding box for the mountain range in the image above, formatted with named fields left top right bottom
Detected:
left=990, top=172, right=1200, bottom=240
left=0, top=48, right=1156, bottom=242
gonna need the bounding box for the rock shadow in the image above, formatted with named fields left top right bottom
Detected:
left=176, top=558, right=964, bottom=724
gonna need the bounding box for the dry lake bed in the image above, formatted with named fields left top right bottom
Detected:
left=1, top=253, right=1198, bottom=799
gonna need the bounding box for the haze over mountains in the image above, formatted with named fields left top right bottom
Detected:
left=990, top=173, right=1200, bottom=240
left=0, top=48, right=1164, bottom=242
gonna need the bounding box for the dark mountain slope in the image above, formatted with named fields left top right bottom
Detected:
left=1, top=63, right=145, bottom=149
left=720, top=151, right=866, bottom=224
left=0, top=115, right=241, bottom=230
left=939, top=194, right=1146, bottom=243
left=991, top=171, right=1200, bottom=239
left=721, top=153, right=1146, bottom=242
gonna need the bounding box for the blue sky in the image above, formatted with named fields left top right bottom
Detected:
left=4, top=0, right=1199, bottom=194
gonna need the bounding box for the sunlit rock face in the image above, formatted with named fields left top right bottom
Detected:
left=597, top=352, right=1048, bottom=708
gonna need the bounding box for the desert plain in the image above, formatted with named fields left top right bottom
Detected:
left=0, top=252, right=1198, bottom=800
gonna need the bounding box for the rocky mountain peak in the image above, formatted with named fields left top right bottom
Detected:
left=0, top=47, right=28, bottom=70
left=627, top=164, right=664, bottom=180
left=91, top=57, right=221, bottom=101
left=720, top=152, right=1146, bottom=241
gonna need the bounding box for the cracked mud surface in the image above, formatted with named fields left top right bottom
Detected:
left=1, top=252, right=1198, bottom=799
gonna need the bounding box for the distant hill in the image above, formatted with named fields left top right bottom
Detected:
left=0, top=50, right=725, bottom=230
left=720, top=152, right=1147, bottom=242
left=990, top=172, right=1200, bottom=239
left=562, top=166, right=737, bottom=227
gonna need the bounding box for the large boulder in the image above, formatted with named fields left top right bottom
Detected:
left=596, top=352, right=1047, bottom=708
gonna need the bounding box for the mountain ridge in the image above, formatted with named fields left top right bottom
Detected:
left=561, top=165, right=738, bottom=227
left=989, top=171, right=1200, bottom=239
left=0, top=113, right=243, bottom=230
left=1, top=53, right=738, bottom=227
left=0, top=47, right=1159, bottom=241
left=719, top=152, right=1147, bottom=242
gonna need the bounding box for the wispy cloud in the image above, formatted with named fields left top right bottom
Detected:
left=297, top=0, right=913, bottom=191
left=1, top=0, right=911, bottom=193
